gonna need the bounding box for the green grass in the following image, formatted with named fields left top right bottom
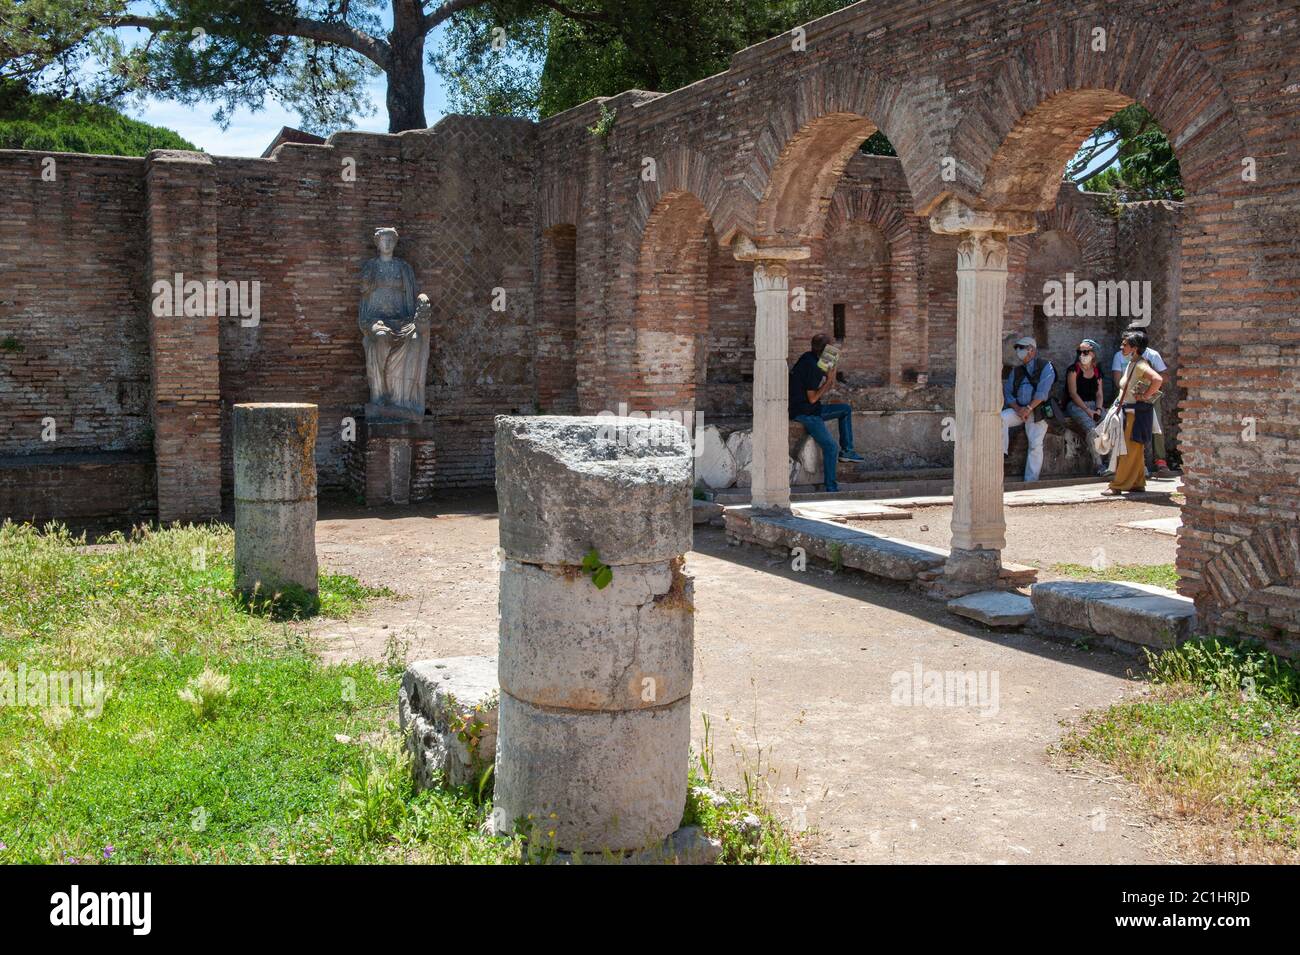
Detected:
left=1053, top=561, right=1179, bottom=590
left=0, top=521, right=792, bottom=865
left=1060, top=638, right=1300, bottom=860
left=0, top=521, right=515, bottom=864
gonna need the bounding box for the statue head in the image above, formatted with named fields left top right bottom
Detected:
left=373, top=227, right=399, bottom=258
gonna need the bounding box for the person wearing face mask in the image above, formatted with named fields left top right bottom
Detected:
left=1065, top=338, right=1108, bottom=475
left=1103, top=329, right=1164, bottom=495
left=1001, top=336, right=1055, bottom=483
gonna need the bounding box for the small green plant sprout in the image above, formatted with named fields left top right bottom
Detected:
left=586, top=103, right=616, bottom=144
left=177, top=667, right=233, bottom=721
left=581, top=548, right=613, bottom=589
left=0, top=336, right=22, bottom=353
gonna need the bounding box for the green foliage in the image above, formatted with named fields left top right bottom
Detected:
left=1069, top=104, right=1184, bottom=204
left=586, top=102, right=615, bottom=142
left=2, top=0, right=381, bottom=133
left=437, top=0, right=852, bottom=119
left=0, top=79, right=195, bottom=155
left=1061, top=638, right=1300, bottom=856
left=581, top=547, right=613, bottom=589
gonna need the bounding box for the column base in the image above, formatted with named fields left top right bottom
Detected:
left=942, top=546, right=1003, bottom=594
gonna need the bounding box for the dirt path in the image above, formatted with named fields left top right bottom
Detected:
left=305, top=493, right=1173, bottom=864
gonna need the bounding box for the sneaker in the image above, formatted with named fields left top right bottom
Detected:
left=825, top=483, right=840, bottom=493
left=838, top=450, right=865, bottom=463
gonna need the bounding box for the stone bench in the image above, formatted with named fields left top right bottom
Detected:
left=723, top=505, right=947, bottom=581
left=1031, top=580, right=1197, bottom=651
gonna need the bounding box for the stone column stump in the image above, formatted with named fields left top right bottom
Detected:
left=233, top=402, right=319, bottom=602
left=492, top=414, right=694, bottom=853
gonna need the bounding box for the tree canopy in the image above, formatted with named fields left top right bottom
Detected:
left=1068, top=104, right=1184, bottom=204
left=0, top=78, right=195, bottom=154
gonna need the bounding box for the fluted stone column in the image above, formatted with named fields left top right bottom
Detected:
left=734, top=239, right=811, bottom=513
left=930, top=200, right=1036, bottom=588
left=492, top=415, right=694, bottom=852
left=233, top=403, right=319, bottom=600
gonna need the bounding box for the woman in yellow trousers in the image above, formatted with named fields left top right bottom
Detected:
left=1104, top=329, right=1164, bottom=495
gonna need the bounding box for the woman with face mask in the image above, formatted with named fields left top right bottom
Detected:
left=1102, top=329, right=1164, bottom=495
left=1065, top=338, right=1108, bottom=475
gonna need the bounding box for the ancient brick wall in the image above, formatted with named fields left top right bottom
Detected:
left=0, top=152, right=155, bottom=525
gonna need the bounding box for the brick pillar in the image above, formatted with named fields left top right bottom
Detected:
left=930, top=200, right=1036, bottom=589
left=145, top=150, right=222, bottom=523
left=492, top=415, right=694, bottom=853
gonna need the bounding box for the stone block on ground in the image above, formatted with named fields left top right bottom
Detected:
left=693, top=425, right=737, bottom=489
left=1031, top=580, right=1197, bottom=649
left=692, top=499, right=724, bottom=524
left=725, top=431, right=752, bottom=488
left=495, top=415, right=692, bottom=565
left=947, top=590, right=1034, bottom=627
left=399, top=656, right=499, bottom=790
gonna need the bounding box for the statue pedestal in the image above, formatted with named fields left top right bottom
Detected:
left=345, top=414, right=437, bottom=506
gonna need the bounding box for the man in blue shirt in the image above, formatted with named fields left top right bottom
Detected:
left=789, top=333, right=865, bottom=493
left=1001, top=336, right=1055, bottom=483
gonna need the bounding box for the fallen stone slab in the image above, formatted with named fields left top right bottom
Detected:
left=1031, top=580, right=1196, bottom=650
left=794, top=500, right=913, bottom=522
left=399, top=656, right=499, bottom=790
left=692, top=500, right=724, bottom=525
left=998, top=561, right=1039, bottom=587
left=947, top=590, right=1034, bottom=627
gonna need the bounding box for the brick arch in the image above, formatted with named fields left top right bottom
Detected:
left=627, top=190, right=715, bottom=414
left=626, top=147, right=728, bottom=263
left=539, top=176, right=582, bottom=233
left=823, top=187, right=926, bottom=386
left=960, top=17, right=1245, bottom=212
left=739, top=66, right=936, bottom=241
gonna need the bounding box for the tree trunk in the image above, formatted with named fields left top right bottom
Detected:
left=386, top=1, right=427, bottom=132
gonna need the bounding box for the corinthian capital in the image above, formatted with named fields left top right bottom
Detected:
left=956, top=232, right=1008, bottom=271
left=752, top=260, right=790, bottom=291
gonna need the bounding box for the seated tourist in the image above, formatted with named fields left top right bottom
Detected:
left=788, top=333, right=865, bottom=493
left=1001, top=336, right=1055, bottom=483
left=1065, top=338, right=1109, bottom=476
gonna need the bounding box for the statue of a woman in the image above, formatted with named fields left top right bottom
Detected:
left=359, top=227, right=431, bottom=419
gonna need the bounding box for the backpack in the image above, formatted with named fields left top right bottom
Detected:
left=1011, top=359, right=1066, bottom=431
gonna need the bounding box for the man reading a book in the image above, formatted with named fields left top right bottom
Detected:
left=788, top=333, right=865, bottom=493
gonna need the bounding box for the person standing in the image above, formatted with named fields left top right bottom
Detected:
left=1104, top=329, right=1164, bottom=495
left=789, top=333, right=865, bottom=493
left=1065, top=339, right=1108, bottom=475
left=1001, top=336, right=1055, bottom=483
left=1111, top=325, right=1172, bottom=476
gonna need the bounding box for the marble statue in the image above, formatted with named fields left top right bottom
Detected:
left=359, top=227, right=431, bottom=420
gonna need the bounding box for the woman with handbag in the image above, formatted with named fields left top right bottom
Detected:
left=1102, top=329, right=1164, bottom=495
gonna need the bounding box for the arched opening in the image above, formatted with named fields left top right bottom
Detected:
left=536, top=224, right=578, bottom=414
left=631, top=191, right=714, bottom=415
